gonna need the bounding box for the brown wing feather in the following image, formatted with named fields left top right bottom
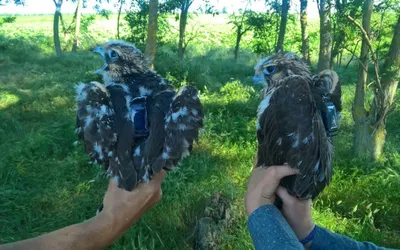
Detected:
left=107, top=83, right=138, bottom=191
left=256, top=76, right=332, bottom=199
left=162, top=86, right=204, bottom=170
left=312, top=70, right=342, bottom=112
left=75, top=81, right=118, bottom=171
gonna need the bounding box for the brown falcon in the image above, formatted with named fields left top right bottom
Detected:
left=252, top=52, right=342, bottom=201
left=75, top=40, right=204, bottom=192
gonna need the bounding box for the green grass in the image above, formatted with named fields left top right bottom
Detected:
left=0, top=14, right=399, bottom=249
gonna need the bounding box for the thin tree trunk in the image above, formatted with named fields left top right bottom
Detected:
left=178, top=1, right=190, bottom=60
left=274, top=12, right=279, bottom=49
left=345, top=53, right=355, bottom=68
left=276, top=0, right=289, bottom=52
left=330, top=21, right=336, bottom=69
left=145, top=0, right=158, bottom=69
left=117, top=0, right=123, bottom=39
left=72, top=0, right=82, bottom=52
left=53, top=0, right=63, bottom=57
left=234, top=25, right=242, bottom=61
left=367, top=16, right=400, bottom=160
left=331, top=0, right=361, bottom=69
left=300, top=0, right=310, bottom=65
left=317, top=0, right=332, bottom=71
left=353, top=0, right=372, bottom=157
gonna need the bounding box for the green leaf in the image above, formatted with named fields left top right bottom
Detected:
left=352, top=204, right=359, bottom=213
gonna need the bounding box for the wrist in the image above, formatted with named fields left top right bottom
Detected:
left=97, top=205, right=140, bottom=236
left=246, top=193, right=274, bottom=216
left=299, top=223, right=316, bottom=245
left=296, top=219, right=315, bottom=241
left=69, top=214, right=119, bottom=249
left=93, top=212, right=130, bottom=246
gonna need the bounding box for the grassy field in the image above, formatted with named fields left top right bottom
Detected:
left=0, top=14, right=399, bottom=249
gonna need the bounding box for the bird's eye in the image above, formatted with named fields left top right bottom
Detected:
left=109, top=50, right=119, bottom=60
left=263, top=65, right=276, bottom=75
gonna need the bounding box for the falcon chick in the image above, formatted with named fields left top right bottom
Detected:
left=253, top=52, right=342, bottom=200
left=76, top=40, right=203, bottom=191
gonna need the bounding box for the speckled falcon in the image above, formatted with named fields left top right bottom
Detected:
left=75, top=40, right=204, bottom=191
left=252, top=52, right=342, bottom=201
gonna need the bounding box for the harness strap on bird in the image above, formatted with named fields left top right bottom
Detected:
left=130, top=97, right=149, bottom=139
left=320, top=96, right=339, bottom=137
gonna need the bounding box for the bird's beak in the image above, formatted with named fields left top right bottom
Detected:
left=252, top=71, right=266, bottom=86
left=93, top=46, right=105, bottom=57
left=93, top=46, right=107, bottom=75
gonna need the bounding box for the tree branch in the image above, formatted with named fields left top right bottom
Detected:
left=346, top=15, right=382, bottom=92
left=346, top=15, right=376, bottom=60
left=241, top=26, right=251, bottom=36
left=343, top=46, right=368, bottom=72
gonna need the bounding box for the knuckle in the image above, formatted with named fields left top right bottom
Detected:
left=267, top=166, right=278, bottom=177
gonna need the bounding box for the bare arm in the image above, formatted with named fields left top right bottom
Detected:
left=0, top=171, right=166, bottom=250
left=0, top=215, right=115, bottom=250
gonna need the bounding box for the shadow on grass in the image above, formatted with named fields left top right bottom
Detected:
left=0, top=35, right=252, bottom=249
left=1, top=33, right=399, bottom=248
left=155, top=44, right=256, bottom=92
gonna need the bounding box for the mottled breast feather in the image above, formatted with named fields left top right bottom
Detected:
left=256, top=75, right=333, bottom=199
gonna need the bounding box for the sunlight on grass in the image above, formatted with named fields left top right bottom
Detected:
left=0, top=92, right=19, bottom=109
left=0, top=14, right=399, bottom=249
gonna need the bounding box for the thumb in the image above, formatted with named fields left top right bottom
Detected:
left=151, top=170, right=166, bottom=185
left=108, top=176, right=119, bottom=191
left=276, top=186, right=296, bottom=205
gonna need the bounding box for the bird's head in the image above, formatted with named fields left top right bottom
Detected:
left=93, top=40, right=149, bottom=82
left=253, top=52, right=311, bottom=88
left=312, top=69, right=339, bottom=95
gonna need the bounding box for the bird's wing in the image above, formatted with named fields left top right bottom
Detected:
left=256, top=76, right=332, bottom=199
left=312, top=70, right=342, bottom=112
left=75, top=82, right=117, bottom=171
left=106, top=83, right=138, bottom=191
left=160, top=86, right=204, bottom=171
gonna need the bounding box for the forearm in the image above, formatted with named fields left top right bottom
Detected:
left=0, top=215, right=117, bottom=250
left=311, top=226, right=388, bottom=250
left=248, top=205, right=303, bottom=250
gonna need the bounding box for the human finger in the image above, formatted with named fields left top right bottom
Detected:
left=107, top=177, right=119, bottom=191
left=151, top=170, right=166, bottom=185
left=265, top=165, right=298, bottom=181
left=276, top=186, right=296, bottom=205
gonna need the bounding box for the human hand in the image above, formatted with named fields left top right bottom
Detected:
left=98, top=170, right=166, bottom=234
left=276, top=186, right=315, bottom=241
left=245, top=165, right=298, bottom=216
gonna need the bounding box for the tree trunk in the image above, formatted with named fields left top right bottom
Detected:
left=53, top=0, right=63, bottom=57
left=300, top=0, right=310, bottom=65
left=72, top=0, right=82, bottom=52
left=145, top=0, right=158, bottom=69
left=367, top=16, right=400, bottom=160
left=117, top=0, right=123, bottom=39
left=276, top=0, right=289, bottom=52
left=331, top=0, right=361, bottom=69
left=178, top=1, right=190, bottom=60
left=234, top=25, right=242, bottom=61
left=353, top=0, right=372, bottom=157
left=317, top=0, right=332, bottom=71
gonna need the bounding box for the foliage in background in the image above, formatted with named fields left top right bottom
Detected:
left=0, top=16, right=16, bottom=26
left=228, top=1, right=253, bottom=61
left=124, top=0, right=170, bottom=50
